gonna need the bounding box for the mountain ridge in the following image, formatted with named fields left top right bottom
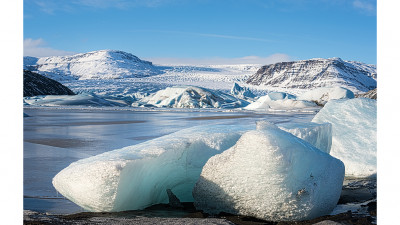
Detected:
left=246, top=57, right=376, bottom=93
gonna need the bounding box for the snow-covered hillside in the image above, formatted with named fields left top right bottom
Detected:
left=246, top=58, right=376, bottom=93
left=24, top=50, right=162, bottom=80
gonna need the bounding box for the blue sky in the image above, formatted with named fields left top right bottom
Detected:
left=23, top=0, right=377, bottom=64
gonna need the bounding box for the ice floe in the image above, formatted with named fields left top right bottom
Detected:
left=193, top=121, right=345, bottom=221
left=298, top=87, right=354, bottom=106
left=312, top=98, right=376, bottom=177
left=244, top=92, right=317, bottom=111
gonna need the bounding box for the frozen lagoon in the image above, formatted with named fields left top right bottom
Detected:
left=23, top=107, right=317, bottom=214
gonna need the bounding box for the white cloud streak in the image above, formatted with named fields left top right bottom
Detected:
left=133, top=30, right=279, bottom=43
left=353, top=0, right=376, bottom=14
left=24, top=38, right=75, bottom=57
left=146, top=54, right=291, bottom=66
left=31, top=0, right=183, bottom=13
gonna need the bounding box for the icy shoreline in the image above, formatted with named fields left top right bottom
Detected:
left=24, top=176, right=377, bottom=224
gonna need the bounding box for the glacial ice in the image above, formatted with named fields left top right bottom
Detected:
left=312, top=98, right=376, bottom=177
left=245, top=92, right=317, bottom=111
left=139, top=85, right=248, bottom=108
left=230, top=82, right=255, bottom=99
left=298, top=86, right=354, bottom=106
left=193, top=121, right=345, bottom=221
left=278, top=122, right=332, bottom=153
left=23, top=93, right=128, bottom=107
left=52, top=124, right=252, bottom=212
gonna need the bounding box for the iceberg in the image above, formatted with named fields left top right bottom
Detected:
left=245, top=92, right=317, bottom=111
left=52, top=124, right=252, bottom=212
left=278, top=122, right=332, bottom=153
left=23, top=93, right=127, bottom=107
left=312, top=98, right=376, bottom=177
left=230, top=83, right=255, bottom=99
left=193, top=121, right=345, bottom=221
left=139, top=85, right=248, bottom=108
left=298, top=87, right=354, bottom=106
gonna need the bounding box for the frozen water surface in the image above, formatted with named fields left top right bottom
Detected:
left=23, top=107, right=317, bottom=214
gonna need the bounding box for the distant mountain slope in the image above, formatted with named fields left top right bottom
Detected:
left=246, top=58, right=376, bottom=93
left=24, top=50, right=162, bottom=81
left=23, top=70, right=75, bottom=97
left=356, top=88, right=377, bottom=100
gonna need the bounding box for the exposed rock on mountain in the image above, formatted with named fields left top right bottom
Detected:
left=246, top=58, right=376, bottom=93
left=23, top=70, right=75, bottom=97
left=23, top=50, right=162, bottom=81
left=356, top=88, right=377, bottom=100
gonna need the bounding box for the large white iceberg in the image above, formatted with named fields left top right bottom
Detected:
left=139, top=86, right=248, bottom=108
left=298, top=86, right=354, bottom=106
left=230, top=83, right=255, bottom=99
left=312, top=98, right=376, bottom=177
left=52, top=124, right=252, bottom=212
left=193, top=121, right=345, bottom=221
left=245, top=92, right=317, bottom=111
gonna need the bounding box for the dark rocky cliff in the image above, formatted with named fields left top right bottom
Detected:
left=23, top=70, right=75, bottom=97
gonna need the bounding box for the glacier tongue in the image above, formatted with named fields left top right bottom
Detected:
left=193, top=121, right=345, bottom=221
left=312, top=98, right=377, bottom=177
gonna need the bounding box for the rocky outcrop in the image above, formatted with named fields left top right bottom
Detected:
left=356, top=88, right=377, bottom=100
left=23, top=70, right=75, bottom=97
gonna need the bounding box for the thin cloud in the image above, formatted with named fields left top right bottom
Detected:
left=134, top=30, right=279, bottom=43
left=24, top=38, right=75, bottom=57
left=194, top=33, right=278, bottom=43
left=146, top=54, right=291, bottom=66
left=31, top=0, right=184, bottom=13
left=353, top=0, right=376, bottom=14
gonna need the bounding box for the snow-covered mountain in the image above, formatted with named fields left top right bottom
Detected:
left=24, top=50, right=162, bottom=80
left=246, top=58, right=376, bottom=93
